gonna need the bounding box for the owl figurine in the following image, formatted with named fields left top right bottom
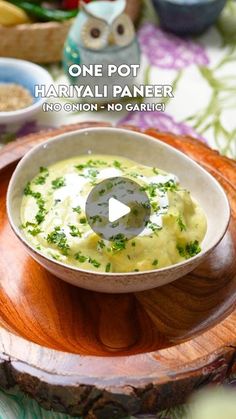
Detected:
left=63, top=0, right=140, bottom=103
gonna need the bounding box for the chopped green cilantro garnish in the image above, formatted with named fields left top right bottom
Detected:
left=147, top=222, right=162, bottom=233
left=110, top=234, right=127, bottom=252
left=21, top=221, right=39, bottom=233
left=75, top=159, right=107, bottom=171
left=177, top=244, right=185, bottom=257
left=177, top=216, right=187, bottom=232
left=35, top=208, right=46, bottom=224
left=24, top=185, right=41, bottom=199
left=74, top=251, right=87, bottom=263
left=47, top=227, right=69, bottom=255
left=97, top=240, right=105, bottom=250
left=105, top=263, right=111, bottom=272
left=72, top=206, right=82, bottom=214
left=99, top=189, right=106, bottom=196
left=23, top=182, right=47, bottom=225
left=128, top=172, right=139, bottom=178
left=24, top=184, right=42, bottom=199
left=113, top=160, right=121, bottom=169
left=50, top=253, right=61, bottom=261
left=151, top=202, right=161, bottom=213
left=177, top=240, right=201, bottom=259
left=35, top=196, right=46, bottom=224
left=75, top=164, right=85, bottom=171
left=28, top=227, right=41, bottom=236
left=74, top=252, right=101, bottom=268
left=87, top=168, right=98, bottom=178
left=34, top=167, right=49, bottom=185
left=79, top=217, right=87, bottom=224
left=89, top=215, right=102, bottom=224
left=106, top=182, right=113, bottom=191
left=152, top=259, right=158, bottom=266
left=21, top=221, right=36, bottom=229
left=186, top=241, right=201, bottom=257
left=93, top=159, right=107, bottom=166
left=141, top=180, right=178, bottom=197
left=51, top=177, right=66, bottom=189
left=141, top=184, right=157, bottom=198
left=69, top=225, right=82, bottom=237
left=132, top=208, right=139, bottom=216
left=88, top=258, right=101, bottom=268
left=131, top=241, right=136, bottom=247
left=160, top=179, right=178, bottom=192
left=24, top=182, right=33, bottom=196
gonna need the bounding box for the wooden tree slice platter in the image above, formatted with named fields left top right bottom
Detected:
left=0, top=122, right=236, bottom=418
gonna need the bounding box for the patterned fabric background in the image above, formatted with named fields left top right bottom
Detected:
left=0, top=0, right=236, bottom=418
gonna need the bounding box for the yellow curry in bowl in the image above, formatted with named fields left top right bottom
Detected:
left=21, top=155, right=207, bottom=273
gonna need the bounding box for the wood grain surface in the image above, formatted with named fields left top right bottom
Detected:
left=0, top=122, right=236, bottom=418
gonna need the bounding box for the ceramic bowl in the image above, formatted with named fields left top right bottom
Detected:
left=151, top=0, right=226, bottom=35
left=7, top=127, right=230, bottom=293
left=0, top=58, right=53, bottom=124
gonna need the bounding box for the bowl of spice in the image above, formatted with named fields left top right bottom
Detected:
left=0, top=57, right=53, bottom=123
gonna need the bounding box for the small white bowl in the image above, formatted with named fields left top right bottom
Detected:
left=7, top=127, right=230, bottom=293
left=0, top=58, right=53, bottom=124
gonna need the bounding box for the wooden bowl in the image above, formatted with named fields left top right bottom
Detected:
left=0, top=123, right=236, bottom=418
left=7, top=127, right=230, bottom=293
left=0, top=0, right=142, bottom=63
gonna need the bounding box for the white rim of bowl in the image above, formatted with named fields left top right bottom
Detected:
left=0, top=58, right=53, bottom=118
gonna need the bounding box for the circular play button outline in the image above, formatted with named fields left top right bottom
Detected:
left=85, top=176, right=151, bottom=241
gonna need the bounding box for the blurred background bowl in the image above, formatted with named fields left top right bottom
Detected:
left=0, top=57, right=53, bottom=124
left=151, top=0, right=227, bottom=35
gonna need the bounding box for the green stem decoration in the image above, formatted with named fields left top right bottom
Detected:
left=144, top=64, right=151, bottom=85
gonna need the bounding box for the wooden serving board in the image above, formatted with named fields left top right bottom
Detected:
left=0, top=122, right=236, bottom=418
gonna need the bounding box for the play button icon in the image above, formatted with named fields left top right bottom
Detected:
left=108, top=197, right=131, bottom=223
left=85, top=177, right=151, bottom=241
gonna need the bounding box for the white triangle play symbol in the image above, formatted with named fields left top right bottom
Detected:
left=108, top=197, right=131, bottom=223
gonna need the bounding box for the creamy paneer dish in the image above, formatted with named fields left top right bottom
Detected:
left=21, top=155, right=207, bottom=273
